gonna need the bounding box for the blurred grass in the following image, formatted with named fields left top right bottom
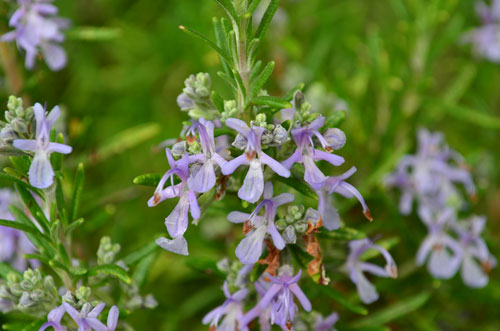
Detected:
left=1, top=0, right=500, bottom=330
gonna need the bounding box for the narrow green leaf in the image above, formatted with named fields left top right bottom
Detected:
left=214, top=127, right=236, bottom=138
left=250, top=61, right=274, bottom=98
left=288, top=244, right=314, bottom=270
left=66, top=218, right=84, bottom=234
left=275, top=176, right=317, bottom=200
left=232, top=69, right=247, bottom=99
left=133, top=253, right=156, bottom=287
left=51, top=133, right=65, bottom=171
left=0, top=172, right=41, bottom=195
left=132, top=173, right=162, bottom=187
left=250, top=60, right=263, bottom=82
left=55, top=176, right=67, bottom=225
left=8, top=205, right=53, bottom=254
left=3, top=167, right=26, bottom=180
left=317, top=227, right=366, bottom=241
left=214, top=0, right=239, bottom=23
left=254, top=0, right=279, bottom=42
left=211, top=90, right=225, bottom=114
left=440, top=102, right=500, bottom=130
left=88, top=264, right=131, bottom=284
left=9, top=156, right=30, bottom=174
left=15, top=184, right=50, bottom=233
left=0, top=262, right=22, bottom=279
left=179, top=25, right=232, bottom=63
left=217, top=71, right=237, bottom=90
left=213, top=17, right=233, bottom=76
left=248, top=0, right=263, bottom=14
left=185, top=256, right=226, bottom=278
left=350, top=292, right=431, bottom=328
left=23, top=254, right=50, bottom=264
left=0, top=145, right=28, bottom=156
left=49, top=220, right=61, bottom=243
left=57, top=243, right=71, bottom=267
left=123, top=240, right=159, bottom=266
left=252, top=96, right=291, bottom=109
left=69, top=163, right=84, bottom=223
left=314, top=282, right=369, bottom=315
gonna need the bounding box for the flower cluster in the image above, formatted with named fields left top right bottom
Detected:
left=387, top=129, right=496, bottom=287
left=1, top=0, right=69, bottom=71
left=144, top=67, right=396, bottom=327
left=464, top=0, right=500, bottom=62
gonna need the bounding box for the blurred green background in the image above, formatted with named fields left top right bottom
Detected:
left=1, top=0, right=500, bottom=330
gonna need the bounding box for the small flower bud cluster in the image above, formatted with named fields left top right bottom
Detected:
left=276, top=205, right=309, bottom=244
left=97, top=236, right=121, bottom=265
left=0, top=96, right=34, bottom=144
left=0, top=269, right=58, bottom=311
left=62, top=286, right=97, bottom=308
left=221, top=100, right=239, bottom=121
left=121, top=282, right=158, bottom=310
left=177, top=73, right=219, bottom=120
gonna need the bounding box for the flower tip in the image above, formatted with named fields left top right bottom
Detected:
left=179, top=25, right=185, bottom=30
left=386, top=264, right=398, bottom=278
left=364, top=209, right=373, bottom=222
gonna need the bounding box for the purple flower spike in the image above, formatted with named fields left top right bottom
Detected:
left=315, top=312, right=339, bottom=331
left=63, top=302, right=107, bottom=331
left=221, top=118, right=290, bottom=203
left=345, top=238, right=397, bottom=304
left=186, top=119, right=227, bottom=193
left=463, top=0, right=500, bottom=62
left=240, top=266, right=311, bottom=330
left=453, top=216, right=496, bottom=288
left=40, top=304, right=65, bottom=331
left=1, top=0, right=69, bottom=70
left=148, top=149, right=199, bottom=255
left=283, top=116, right=345, bottom=190
left=202, top=282, right=249, bottom=331
left=416, top=207, right=462, bottom=279
left=13, top=103, right=72, bottom=189
left=317, top=167, right=372, bottom=230
left=228, top=182, right=293, bottom=264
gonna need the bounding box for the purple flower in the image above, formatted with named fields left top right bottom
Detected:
left=227, top=182, right=293, bottom=264
left=1, top=0, right=69, bottom=70
left=386, top=128, right=475, bottom=215
left=316, top=167, right=371, bottom=230
left=63, top=302, right=107, bottom=331
left=463, top=0, right=500, bottom=62
left=283, top=116, right=345, bottom=190
left=40, top=304, right=65, bottom=331
left=315, top=312, right=339, bottom=331
left=148, top=149, right=199, bottom=256
left=185, top=119, right=227, bottom=193
left=416, top=207, right=462, bottom=279
left=345, top=238, right=397, bottom=304
left=221, top=118, right=290, bottom=203
left=240, top=267, right=311, bottom=330
left=453, top=216, right=497, bottom=288
left=202, top=282, right=248, bottom=331
left=13, top=104, right=72, bottom=189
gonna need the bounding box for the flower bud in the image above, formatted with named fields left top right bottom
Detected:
left=76, top=286, right=91, bottom=303
left=323, top=128, right=346, bottom=150
left=275, top=218, right=287, bottom=231
left=30, top=289, right=45, bottom=302
left=19, top=292, right=34, bottom=308
left=294, top=222, right=308, bottom=234
left=11, top=118, right=27, bottom=133
left=172, top=141, right=187, bottom=157
left=144, top=294, right=158, bottom=308
left=272, top=125, right=289, bottom=146
left=177, top=93, right=194, bottom=111
left=20, top=280, right=33, bottom=291
left=283, top=225, right=297, bottom=244
left=232, top=133, right=247, bottom=150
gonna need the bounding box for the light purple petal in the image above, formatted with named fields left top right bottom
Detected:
left=156, top=236, right=189, bottom=255
left=259, top=152, right=290, bottom=178
left=282, top=149, right=302, bottom=169
left=258, top=284, right=282, bottom=308
left=235, top=226, right=267, bottom=264
left=225, top=118, right=250, bottom=136
left=29, top=153, right=54, bottom=188
left=227, top=211, right=250, bottom=224
left=238, top=161, right=264, bottom=203
left=165, top=197, right=189, bottom=238
left=267, top=223, right=285, bottom=250
left=304, top=156, right=327, bottom=189
left=263, top=181, right=274, bottom=199
left=271, top=193, right=294, bottom=207
left=358, top=262, right=389, bottom=277
left=221, top=154, right=249, bottom=175
left=12, top=139, right=38, bottom=151
left=85, top=317, right=107, bottom=331
left=289, top=283, right=312, bottom=311
left=355, top=271, right=379, bottom=304
left=47, top=142, right=72, bottom=154
left=41, top=43, right=67, bottom=71
left=62, top=302, right=80, bottom=323
left=88, top=303, right=105, bottom=318
left=188, top=162, right=216, bottom=193
left=188, top=190, right=200, bottom=219
left=107, top=306, right=119, bottom=331
left=312, top=149, right=345, bottom=166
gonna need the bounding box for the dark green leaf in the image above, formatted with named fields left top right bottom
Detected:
left=88, top=264, right=131, bottom=284
left=51, top=133, right=65, bottom=171
left=69, top=163, right=84, bottom=223
left=250, top=61, right=274, bottom=98
left=123, top=240, right=159, bottom=266
left=9, top=156, right=30, bottom=174
left=0, top=262, right=22, bottom=279
left=214, top=0, right=239, bottom=23
left=252, top=96, right=292, bottom=109
left=324, top=111, right=346, bottom=129
left=179, top=25, right=232, bottom=63
left=0, top=218, right=41, bottom=235
left=16, top=183, right=50, bottom=233
left=132, top=173, right=162, bottom=187
left=248, top=0, right=263, bottom=14
left=211, top=90, right=225, bottom=114
left=55, top=175, right=68, bottom=225
left=254, top=0, right=279, bottom=42
left=132, top=253, right=156, bottom=287
left=185, top=256, right=226, bottom=278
